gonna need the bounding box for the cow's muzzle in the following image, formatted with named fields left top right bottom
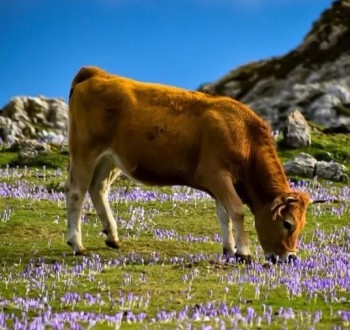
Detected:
left=265, top=253, right=297, bottom=264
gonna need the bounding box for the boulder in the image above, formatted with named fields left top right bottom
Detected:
left=0, top=96, right=68, bottom=143
left=284, top=152, right=348, bottom=182
left=0, top=116, right=15, bottom=143
left=316, top=161, right=349, bottom=182
left=15, top=141, right=51, bottom=161
left=284, top=153, right=317, bottom=178
left=282, top=110, right=311, bottom=148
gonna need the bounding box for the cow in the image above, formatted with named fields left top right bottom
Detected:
left=65, top=66, right=312, bottom=263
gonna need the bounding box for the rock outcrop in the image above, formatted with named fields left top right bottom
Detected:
left=200, top=0, right=350, bottom=129
left=11, top=140, right=52, bottom=161
left=0, top=96, right=67, bottom=144
left=284, top=152, right=349, bottom=182
left=282, top=110, right=311, bottom=148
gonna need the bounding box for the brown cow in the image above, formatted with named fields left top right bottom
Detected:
left=66, top=66, right=311, bottom=263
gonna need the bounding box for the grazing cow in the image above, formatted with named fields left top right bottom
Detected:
left=66, top=66, right=312, bottom=263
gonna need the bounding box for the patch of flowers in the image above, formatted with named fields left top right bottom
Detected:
left=2, top=224, right=350, bottom=328
left=1, top=167, right=350, bottom=328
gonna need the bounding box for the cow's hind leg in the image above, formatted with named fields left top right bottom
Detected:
left=66, top=152, right=97, bottom=255
left=88, top=155, right=121, bottom=249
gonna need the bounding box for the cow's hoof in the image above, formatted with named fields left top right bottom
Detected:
left=223, top=249, right=235, bottom=263
left=222, top=248, right=252, bottom=264
left=234, top=253, right=252, bottom=265
left=223, top=247, right=235, bottom=256
left=74, top=249, right=88, bottom=256
left=105, top=239, right=120, bottom=249
left=266, top=255, right=278, bottom=264
left=67, top=241, right=87, bottom=256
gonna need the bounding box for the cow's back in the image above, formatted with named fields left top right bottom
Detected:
left=69, top=66, right=261, bottom=186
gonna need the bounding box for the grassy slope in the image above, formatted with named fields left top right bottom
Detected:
left=0, top=133, right=349, bottom=329
left=278, top=132, right=350, bottom=177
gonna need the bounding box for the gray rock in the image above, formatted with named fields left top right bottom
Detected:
left=199, top=1, right=350, bottom=129
left=284, top=152, right=348, bottom=182
left=0, top=96, right=68, bottom=143
left=0, top=116, right=14, bottom=143
left=17, top=141, right=51, bottom=161
left=325, top=84, right=350, bottom=104
left=284, top=153, right=317, bottom=178
left=316, top=161, right=349, bottom=183
left=282, top=110, right=311, bottom=148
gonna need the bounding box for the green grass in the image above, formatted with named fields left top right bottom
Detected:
left=278, top=132, right=350, bottom=178
left=0, top=182, right=349, bottom=328
left=0, top=134, right=350, bottom=329
left=0, top=151, right=18, bottom=167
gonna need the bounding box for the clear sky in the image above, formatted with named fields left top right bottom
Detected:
left=0, top=0, right=333, bottom=107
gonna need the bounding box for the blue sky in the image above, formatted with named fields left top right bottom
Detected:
left=1, top=0, right=333, bottom=107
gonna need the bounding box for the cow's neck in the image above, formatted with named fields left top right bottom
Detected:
left=244, top=138, right=291, bottom=213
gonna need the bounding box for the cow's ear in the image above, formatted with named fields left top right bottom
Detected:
left=271, top=196, right=287, bottom=221
left=271, top=196, right=284, bottom=212
left=271, top=194, right=300, bottom=220
left=285, top=196, right=299, bottom=204
left=294, top=191, right=312, bottom=207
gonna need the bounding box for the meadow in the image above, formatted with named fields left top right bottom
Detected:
left=0, top=133, right=350, bottom=329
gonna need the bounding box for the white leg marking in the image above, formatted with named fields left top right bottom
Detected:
left=214, top=178, right=251, bottom=257
left=233, top=218, right=251, bottom=257
left=66, top=155, right=97, bottom=254
left=66, top=188, right=86, bottom=253
left=215, top=200, right=235, bottom=256
left=89, top=163, right=121, bottom=247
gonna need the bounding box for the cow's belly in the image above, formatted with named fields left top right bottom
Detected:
left=109, top=152, right=190, bottom=186
left=130, top=164, right=188, bottom=186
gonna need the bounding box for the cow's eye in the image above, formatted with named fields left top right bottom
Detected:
left=283, top=221, right=293, bottom=231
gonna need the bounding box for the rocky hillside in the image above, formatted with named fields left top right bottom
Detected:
left=1, top=1, right=349, bottom=143
left=0, top=96, right=67, bottom=144
left=200, top=0, right=350, bottom=129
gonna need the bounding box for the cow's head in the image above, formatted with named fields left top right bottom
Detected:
left=254, top=191, right=311, bottom=263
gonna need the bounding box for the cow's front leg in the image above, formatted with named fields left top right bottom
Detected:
left=211, top=176, right=251, bottom=263
left=231, top=210, right=251, bottom=263
left=215, top=200, right=236, bottom=257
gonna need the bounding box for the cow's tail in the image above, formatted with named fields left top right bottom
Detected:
left=69, top=66, right=107, bottom=103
